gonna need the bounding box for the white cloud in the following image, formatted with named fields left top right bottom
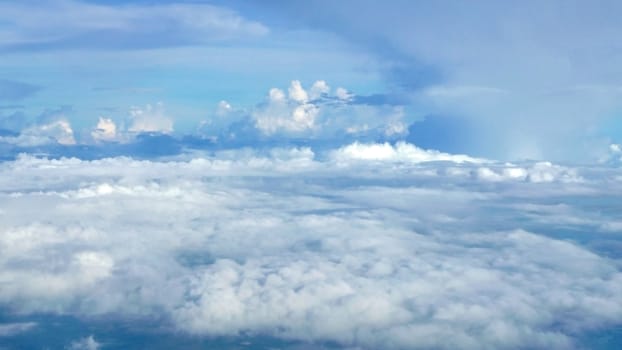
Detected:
left=252, top=80, right=413, bottom=138
left=91, top=117, right=117, bottom=142
left=0, top=148, right=620, bottom=349
left=0, top=322, right=36, bottom=337
left=269, top=88, right=286, bottom=103
left=0, top=118, right=76, bottom=146
left=333, top=141, right=486, bottom=164
left=0, top=1, right=268, bottom=50
left=335, top=87, right=353, bottom=101
left=254, top=82, right=319, bottom=135
left=68, top=335, right=100, bottom=350
left=309, top=80, right=330, bottom=100
left=288, top=80, right=309, bottom=103
left=216, top=100, right=232, bottom=116
left=128, top=103, right=173, bottom=134
left=475, top=162, right=582, bottom=183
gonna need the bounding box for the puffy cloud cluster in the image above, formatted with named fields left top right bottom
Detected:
left=0, top=146, right=621, bottom=348
left=0, top=118, right=76, bottom=146
left=128, top=103, right=173, bottom=134
left=253, top=80, right=321, bottom=135
left=250, top=80, right=410, bottom=138
left=90, top=117, right=117, bottom=142
left=0, top=103, right=176, bottom=149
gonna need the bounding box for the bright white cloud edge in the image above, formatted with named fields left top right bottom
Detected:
left=0, top=144, right=620, bottom=350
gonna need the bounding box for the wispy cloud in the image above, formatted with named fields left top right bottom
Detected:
left=0, top=0, right=268, bottom=52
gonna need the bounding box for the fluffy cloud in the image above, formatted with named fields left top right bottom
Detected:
left=254, top=81, right=319, bottom=135
left=128, top=103, right=173, bottom=134
left=68, top=336, right=100, bottom=350
left=0, top=146, right=621, bottom=348
left=251, top=80, right=410, bottom=138
left=90, top=117, right=117, bottom=142
left=332, top=141, right=485, bottom=164
left=0, top=118, right=75, bottom=146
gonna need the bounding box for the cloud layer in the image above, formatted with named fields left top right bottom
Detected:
left=0, top=145, right=621, bottom=349
left=0, top=0, right=268, bottom=51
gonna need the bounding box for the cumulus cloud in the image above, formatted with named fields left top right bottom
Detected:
left=0, top=146, right=621, bottom=349
left=333, top=141, right=486, bottom=164
left=288, top=80, right=309, bottom=103
left=216, top=100, right=232, bottom=117
left=309, top=80, right=330, bottom=100
left=254, top=81, right=318, bottom=135
left=252, top=80, right=411, bottom=138
left=68, top=335, right=100, bottom=350
left=128, top=103, right=173, bottom=134
left=335, top=87, right=353, bottom=101
left=90, top=117, right=117, bottom=142
left=0, top=118, right=76, bottom=146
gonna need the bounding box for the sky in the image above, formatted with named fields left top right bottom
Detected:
left=1, top=0, right=621, bottom=161
left=1, top=1, right=622, bottom=350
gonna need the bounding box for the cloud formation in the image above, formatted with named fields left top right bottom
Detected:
left=128, top=103, right=173, bottom=134
left=253, top=0, right=622, bottom=161
left=0, top=0, right=268, bottom=52
left=248, top=80, right=410, bottom=139
left=0, top=118, right=75, bottom=146
left=0, top=145, right=620, bottom=349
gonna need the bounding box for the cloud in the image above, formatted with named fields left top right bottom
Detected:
left=250, top=80, right=411, bottom=139
left=332, top=141, right=485, bottom=164
left=309, top=80, right=330, bottom=100
left=0, top=0, right=268, bottom=52
left=0, top=146, right=621, bottom=348
left=128, top=103, right=173, bottom=134
left=254, top=81, right=318, bottom=135
left=0, top=322, right=36, bottom=337
left=605, top=143, right=622, bottom=164
left=252, top=1, right=622, bottom=161
left=68, top=335, right=100, bottom=350
left=0, top=118, right=75, bottom=146
left=90, top=117, right=117, bottom=142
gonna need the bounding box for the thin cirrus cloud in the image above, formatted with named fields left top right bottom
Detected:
left=0, top=148, right=620, bottom=349
left=0, top=0, right=268, bottom=52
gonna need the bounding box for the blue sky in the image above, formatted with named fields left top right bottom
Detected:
left=2, top=0, right=622, bottom=161
left=1, top=2, right=622, bottom=350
